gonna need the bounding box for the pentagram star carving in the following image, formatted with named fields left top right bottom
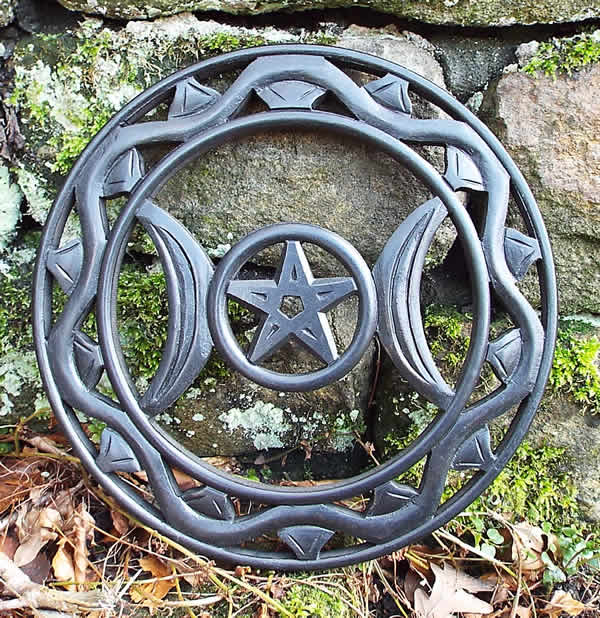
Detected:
left=226, top=241, right=357, bottom=365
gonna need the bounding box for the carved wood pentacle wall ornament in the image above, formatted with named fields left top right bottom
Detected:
left=32, top=45, right=557, bottom=570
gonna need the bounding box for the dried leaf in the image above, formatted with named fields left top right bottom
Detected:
left=200, top=456, right=239, bottom=474
left=402, top=569, right=422, bottom=605
left=134, top=467, right=200, bottom=490
left=72, top=502, right=94, bottom=587
left=0, top=552, right=101, bottom=612
left=406, top=545, right=443, bottom=578
left=26, top=436, right=65, bottom=456
left=14, top=507, right=61, bottom=567
left=254, top=603, right=271, bottom=618
left=52, top=538, right=75, bottom=589
left=51, top=486, right=78, bottom=521
left=0, top=531, right=18, bottom=559
left=235, top=565, right=251, bottom=579
left=279, top=479, right=341, bottom=488
left=178, top=562, right=210, bottom=587
left=110, top=509, right=130, bottom=536
left=0, top=458, right=44, bottom=513
left=130, top=555, right=176, bottom=606
left=270, top=582, right=285, bottom=600
left=414, top=563, right=494, bottom=618
left=1, top=524, right=50, bottom=585
left=542, top=590, right=589, bottom=618
left=512, top=522, right=545, bottom=572
left=20, top=551, right=51, bottom=587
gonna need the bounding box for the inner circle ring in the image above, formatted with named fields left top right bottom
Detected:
left=95, top=110, right=490, bottom=504
left=207, top=222, right=378, bottom=391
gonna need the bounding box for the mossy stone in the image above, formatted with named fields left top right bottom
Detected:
left=55, top=0, right=600, bottom=26
left=479, top=60, right=600, bottom=314
left=159, top=300, right=374, bottom=457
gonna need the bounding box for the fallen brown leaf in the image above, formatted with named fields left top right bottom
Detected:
left=110, top=509, right=130, bottom=536
left=402, top=569, right=422, bottom=605
left=254, top=603, right=271, bottom=618
left=270, top=582, right=285, bottom=601
left=0, top=532, right=18, bottom=560
left=14, top=507, right=61, bottom=567
left=406, top=545, right=442, bottom=578
left=512, top=522, right=545, bottom=572
left=0, top=552, right=101, bottom=613
left=51, top=486, right=78, bottom=521
left=51, top=538, right=75, bottom=589
left=201, top=456, right=239, bottom=474
left=414, top=563, right=494, bottom=618
left=0, top=458, right=44, bottom=513
left=72, top=502, right=94, bottom=587
left=541, top=590, right=589, bottom=618
left=26, top=435, right=66, bottom=456
left=130, top=555, right=176, bottom=606
left=20, top=551, right=51, bottom=587
left=235, top=565, right=251, bottom=579
left=134, top=467, right=201, bottom=490
left=179, top=565, right=210, bottom=587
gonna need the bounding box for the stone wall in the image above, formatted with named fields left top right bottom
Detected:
left=1, top=0, right=600, bottom=521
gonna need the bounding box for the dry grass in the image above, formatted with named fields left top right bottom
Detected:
left=0, top=419, right=598, bottom=618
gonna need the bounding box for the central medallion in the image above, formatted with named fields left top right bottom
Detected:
left=227, top=239, right=357, bottom=365
left=207, top=223, right=378, bottom=391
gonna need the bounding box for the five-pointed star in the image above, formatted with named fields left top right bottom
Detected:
left=227, top=241, right=357, bottom=365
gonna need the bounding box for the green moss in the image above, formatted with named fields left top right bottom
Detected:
left=7, top=17, right=291, bottom=187
left=0, top=265, right=32, bottom=356
left=469, top=441, right=578, bottom=527
left=424, top=304, right=470, bottom=371
left=550, top=323, right=600, bottom=415
left=49, top=103, right=113, bottom=175
left=196, top=32, right=266, bottom=55
left=385, top=427, right=578, bottom=529
left=115, top=268, right=242, bottom=384
left=282, top=583, right=349, bottom=618
left=523, top=31, right=600, bottom=78
left=117, top=269, right=169, bottom=379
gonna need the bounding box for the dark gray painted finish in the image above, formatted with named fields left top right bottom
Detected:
left=32, top=45, right=556, bottom=570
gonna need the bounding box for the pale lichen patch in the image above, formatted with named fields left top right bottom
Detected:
left=0, top=350, right=43, bottom=417
left=219, top=400, right=292, bottom=450
left=14, top=166, right=54, bottom=225
left=0, top=164, right=22, bottom=251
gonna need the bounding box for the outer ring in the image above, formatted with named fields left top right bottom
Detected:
left=32, top=44, right=557, bottom=570
left=207, top=222, right=378, bottom=391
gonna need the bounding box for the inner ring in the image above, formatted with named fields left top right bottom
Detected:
left=96, top=110, right=490, bottom=505
left=207, top=222, right=377, bottom=391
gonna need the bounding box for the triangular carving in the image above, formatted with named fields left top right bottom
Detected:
left=168, top=78, right=220, bottom=118
left=255, top=80, right=327, bottom=110
left=47, top=239, right=83, bottom=294
left=364, top=74, right=412, bottom=114
left=183, top=486, right=235, bottom=522
left=96, top=428, right=141, bottom=474
left=453, top=426, right=496, bottom=471
left=504, top=228, right=541, bottom=281
left=444, top=146, right=484, bottom=191
left=74, top=332, right=104, bottom=390
left=103, top=148, right=144, bottom=197
left=278, top=525, right=334, bottom=560
left=366, top=480, right=419, bottom=516
left=487, top=329, right=522, bottom=383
